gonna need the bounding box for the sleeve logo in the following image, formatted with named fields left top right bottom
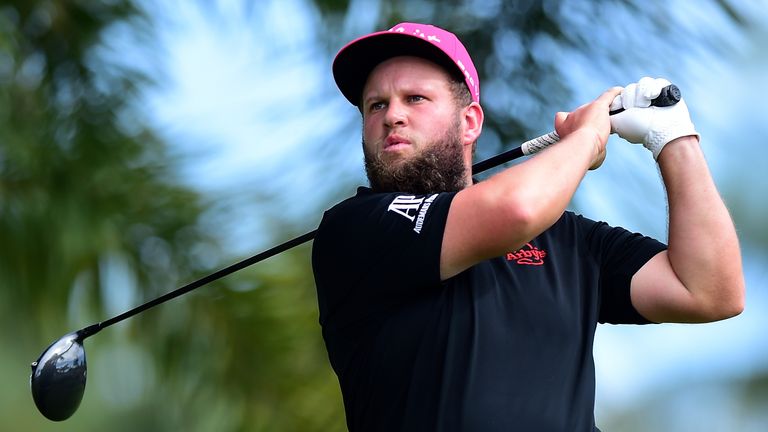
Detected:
left=387, top=194, right=438, bottom=234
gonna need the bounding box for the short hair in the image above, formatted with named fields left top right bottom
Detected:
left=448, top=76, right=473, bottom=109
left=448, top=75, right=477, bottom=155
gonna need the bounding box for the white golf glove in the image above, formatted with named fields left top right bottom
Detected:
left=610, top=77, right=699, bottom=160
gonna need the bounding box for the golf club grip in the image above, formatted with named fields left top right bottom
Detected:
left=481, top=83, right=682, bottom=167
left=470, top=131, right=559, bottom=173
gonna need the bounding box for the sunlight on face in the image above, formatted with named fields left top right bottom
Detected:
left=360, top=56, right=468, bottom=193
left=361, top=56, right=462, bottom=163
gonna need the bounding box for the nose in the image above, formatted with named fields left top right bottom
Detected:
left=383, top=99, right=407, bottom=128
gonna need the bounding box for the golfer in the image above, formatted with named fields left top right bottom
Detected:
left=312, top=22, right=744, bottom=431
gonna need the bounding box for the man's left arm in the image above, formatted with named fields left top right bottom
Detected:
left=631, top=136, right=745, bottom=323
left=609, top=77, right=745, bottom=323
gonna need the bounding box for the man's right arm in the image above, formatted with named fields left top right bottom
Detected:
left=439, top=87, right=623, bottom=280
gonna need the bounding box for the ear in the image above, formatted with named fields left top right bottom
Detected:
left=462, top=102, right=484, bottom=147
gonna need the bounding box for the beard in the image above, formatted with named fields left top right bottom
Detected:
left=363, top=121, right=468, bottom=194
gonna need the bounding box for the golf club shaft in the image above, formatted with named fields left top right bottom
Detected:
left=78, top=83, right=682, bottom=339
left=75, top=132, right=556, bottom=339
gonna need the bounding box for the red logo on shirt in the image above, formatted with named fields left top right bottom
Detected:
left=506, top=243, right=547, bottom=266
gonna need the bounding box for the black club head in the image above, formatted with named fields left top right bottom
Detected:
left=30, top=332, right=88, bottom=421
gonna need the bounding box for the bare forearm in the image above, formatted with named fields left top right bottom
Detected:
left=440, top=88, right=620, bottom=279
left=487, top=128, right=598, bottom=240
left=658, top=136, right=745, bottom=318
left=441, top=128, right=597, bottom=279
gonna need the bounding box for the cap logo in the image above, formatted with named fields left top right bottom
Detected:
left=389, top=25, right=442, bottom=44
left=456, top=60, right=476, bottom=91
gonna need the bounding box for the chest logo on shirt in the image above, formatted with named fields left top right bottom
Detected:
left=506, top=242, right=547, bottom=266
left=387, top=194, right=438, bottom=234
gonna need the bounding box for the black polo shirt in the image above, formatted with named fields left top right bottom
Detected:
left=312, top=187, right=666, bottom=431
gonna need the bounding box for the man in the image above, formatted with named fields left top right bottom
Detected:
left=312, top=22, right=744, bottom=431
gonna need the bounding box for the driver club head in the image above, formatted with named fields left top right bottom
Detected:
left=30, top=332, right=88, bottom=421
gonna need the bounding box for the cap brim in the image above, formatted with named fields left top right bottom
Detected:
left=333, top=32, right=462, bottom=107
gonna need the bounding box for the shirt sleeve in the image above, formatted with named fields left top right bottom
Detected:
left=312, top=189, right=457, bottom=329
left=576, top=215, right=668, bottom=324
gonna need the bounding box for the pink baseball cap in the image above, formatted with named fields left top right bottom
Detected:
left=332, top=22, right=480, bottom=106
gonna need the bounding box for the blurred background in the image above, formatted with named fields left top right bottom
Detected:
left=2, top=0, right=766, bottom=430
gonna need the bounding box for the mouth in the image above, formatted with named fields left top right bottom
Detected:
left=384, top=135, right=411, bottom=152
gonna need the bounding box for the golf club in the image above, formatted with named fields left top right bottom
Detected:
left=30, top=84, right=681, bottom=421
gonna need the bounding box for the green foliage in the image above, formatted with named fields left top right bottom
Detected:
left=1, top=1, right=344, bottom=430
left=0, top=0, right=207, bottom=339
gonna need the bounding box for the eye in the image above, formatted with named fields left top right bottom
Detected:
left=368, top=101, right=386, bottom=113
left=407, top=95, right=425, bottom=103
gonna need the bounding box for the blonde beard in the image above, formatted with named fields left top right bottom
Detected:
left=363, top=121, right=467, bottom=194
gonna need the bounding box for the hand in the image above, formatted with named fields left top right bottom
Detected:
left=610, top=77, right=700, bottom=160
left=555, top=87, right=623, bottom=170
